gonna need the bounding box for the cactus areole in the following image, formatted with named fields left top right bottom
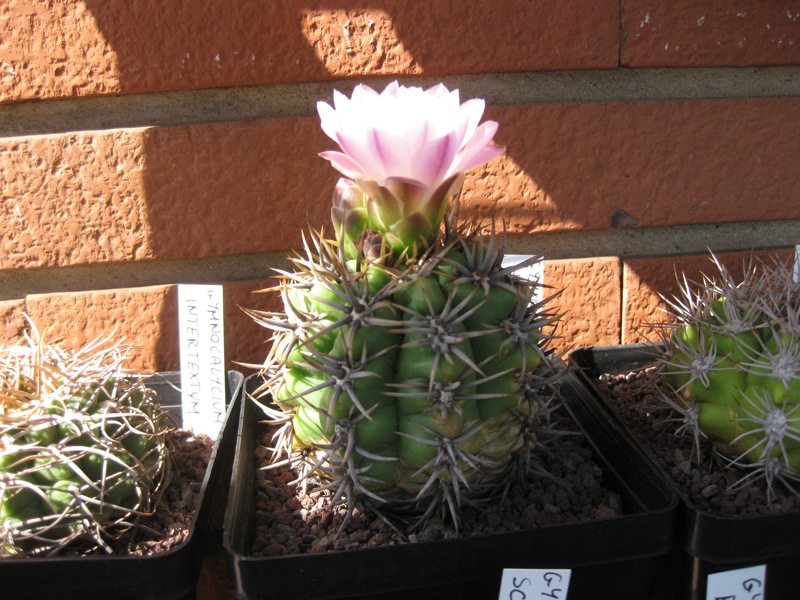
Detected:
left=249, top=82, right=563, bottom=526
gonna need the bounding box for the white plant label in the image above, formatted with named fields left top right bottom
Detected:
left=503, top=254, right=544, bottom=305
left=705, top=564, right=766, bottom=600
left=793, top=244, right=799, bottom=283
left=178, top=284, right=226, bottom=438
left=498, top=568, right=571, bottom=600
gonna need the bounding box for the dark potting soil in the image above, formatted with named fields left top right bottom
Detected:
left=597, top=367, right=800, bottom=517
left=249, top=408, right=624, bottom=557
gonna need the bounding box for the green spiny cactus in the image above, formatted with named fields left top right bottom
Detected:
left=250, top=228, right=561, bottom=521
left=247, top=82, right=564, bottom=526
left=656, top=254, right=800, bottom=495
left=0, top=323, right=172, bottom=556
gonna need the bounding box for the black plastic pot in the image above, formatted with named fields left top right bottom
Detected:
left=1, top=370, right=244, bottom=600
left=570, top=344, right=800, bottom=600
left=223, top=372, right=677, bottom=600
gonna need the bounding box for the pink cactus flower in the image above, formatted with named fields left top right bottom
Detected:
left=317, top=81, right=505, bottom=256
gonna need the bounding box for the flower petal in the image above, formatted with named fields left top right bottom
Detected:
left=316, top=81, right=505, bottom=256
left=380, top=81, right=401, bottom=98
left=318, top=150, right=368, bottom=180
left=425, top=83, right=452, bottom=101
left=456, top=98, right=486, bottom=147
left=409, top=131, right=460, bottom=189
left=449, top=121, right=504, bottom=175
left=366, top=127, right=414, bottom=183
left=332, top=128, right=388, bottom=182
left=317, top=101, right=341, bottom=142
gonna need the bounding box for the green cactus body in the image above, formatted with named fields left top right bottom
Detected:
left=0, top=338, right=171, bottom=556
left=254, top=232, right=559, bottom=521
left=251, top=81, right=564, bottom=525
left=659, top=255, right=800, bottom=495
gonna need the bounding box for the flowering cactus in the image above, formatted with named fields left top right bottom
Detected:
left=249, top=82, right=561, bottom=525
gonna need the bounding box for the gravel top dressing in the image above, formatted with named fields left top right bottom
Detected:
left=248, top=406, right=624, bottom=557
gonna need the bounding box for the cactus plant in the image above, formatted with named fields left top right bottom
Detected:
left=248, top=82, right=563, bottom=526
left=0, top=322, right=171, bottom=556
left=655, top=254, right=800, bottom=495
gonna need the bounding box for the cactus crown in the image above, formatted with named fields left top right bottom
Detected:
left=654, top=253, right=800, bottom=497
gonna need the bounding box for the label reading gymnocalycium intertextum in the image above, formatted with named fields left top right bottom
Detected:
left=178, top=284, right=226, bottom=439
left=705, top=564, right=766, bottom=600
left=498, top=568, right=571, bottom=600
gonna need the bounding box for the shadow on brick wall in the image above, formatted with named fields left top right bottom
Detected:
left=83, top=2, right=589, bottom=366
left=622, top=249, right=796, bottom=346
left=80, top=2, right=616, bottom=95
left=79, top=2, right=796, bottom=360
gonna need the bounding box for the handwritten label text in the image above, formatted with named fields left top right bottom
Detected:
left=178, top=284, right=226, bottom=438
left=498, top=568, right=572, bottom=600
left=706, top=565, right=766, bottom=600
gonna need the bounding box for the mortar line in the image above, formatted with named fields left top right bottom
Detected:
left=2, top=220, right=798, bottom=302
left=2, top=66, right=799, bottom=137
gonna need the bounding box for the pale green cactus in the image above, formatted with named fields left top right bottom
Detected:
left=656, top=254, right=800, bottom=494
left=248, top=82, right=563, bottom=525
left=0, top=324, right=171, bottom=556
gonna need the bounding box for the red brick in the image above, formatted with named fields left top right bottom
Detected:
left=5, top=97, right=799, bottom=271
left=474, top=97, right=800, bottom=233
left=222, top=278, right=281, bottom=370
left=622, top=248, right=796, bottom=344
left=545, top=257, right=622, bottom=353
left=0, top=299, right=25, bottom=344
left=1, top=117, right=334, bottom=269
left=1, top=0, right=618, bottom=103
left=622, top=0, right=800, bottom=67
left=25, top=285, right=179, bottom=373
left=2, top=130, right=150, bottom=268
left=18, top=280, right=283, bottom=376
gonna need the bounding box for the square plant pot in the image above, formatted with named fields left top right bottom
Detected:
left=223, top=372, right=677, bottom=600
left=570, top=344, right=800, bottom=600
left=1, top=370, right=244, bottom=600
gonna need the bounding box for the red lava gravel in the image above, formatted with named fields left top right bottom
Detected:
left=121, top=429, right=215, bottom=556
left=596, top=367, right=800, bottom=517
left=249, top=407, right=624, bottom=557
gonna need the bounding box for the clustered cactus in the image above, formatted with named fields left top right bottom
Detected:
left=249, top=82, right=563, bottom=525
left=656, top=254, right=800, bottom=495
left=0, top=323, right=171, bottom=556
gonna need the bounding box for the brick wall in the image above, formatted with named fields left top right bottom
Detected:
left=1, top=0, right=799, bottom=371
